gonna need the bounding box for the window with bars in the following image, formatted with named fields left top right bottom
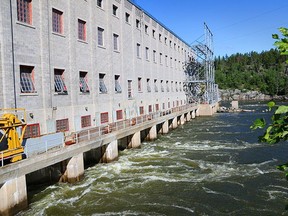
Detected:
left=115, top=75, right=122, bottom=93
left=112, top=5, right=118, bottom=16
left=139, top=106, right=144, bottom=115
left=99, top=73, right=108, bottom=93
left=56, top=118, right=69, bottom=132
left=79, top=71, right=90, bottom=93
left=136, top=43, right=141, bottom=58
left=97, top=0, right=103, bottom=8
left=113, top=33, right=119, bottom=51
left=116, top=110, right=123, bottom=120
left=147, top=79, right=151, bottom=92
left=138, top=77, right=142, bottom=92
left=100, top=112, right=109, bottom=124
left=128, top=80, right=132, bottom=99
left=52, top=8, right=63, bottom=34
left=17, top=0, right=32, bottom=24
left=20, top=65, right=36, bottom=93
left=54, top=69, right=67, bottom=94
left=78, top=19, right=86, bottom=41
left=23, top=123, right=40, bottom=138
left=97, top=27, right=104, bottom=46
left=154, top=79, right=158, bottom=92
left=81, top=115, right=91, bottom=128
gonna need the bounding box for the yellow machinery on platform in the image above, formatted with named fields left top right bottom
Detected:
left=0, top=108, right=27, bottom=163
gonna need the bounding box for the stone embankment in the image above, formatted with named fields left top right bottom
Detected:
left=219, top=89, right=287, bottom=101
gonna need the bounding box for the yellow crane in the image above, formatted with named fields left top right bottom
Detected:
left=0, top=109, right=27, bottom=164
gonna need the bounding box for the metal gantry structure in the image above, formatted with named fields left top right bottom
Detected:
left=183, top=23, right=219, bottom=104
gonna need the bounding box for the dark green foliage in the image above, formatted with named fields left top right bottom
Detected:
left=215, top=49, right=288, bottom=95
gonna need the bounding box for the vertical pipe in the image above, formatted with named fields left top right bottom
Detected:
left=9, top=0, right=17, bottom=108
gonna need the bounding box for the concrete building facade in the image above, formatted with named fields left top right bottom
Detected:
left=0, top=0, right=194, bottom=137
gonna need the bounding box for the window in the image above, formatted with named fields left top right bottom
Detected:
left=79, top=71, right=90, bottom=93
left=152, top=29, right=155, bottom=38
left=159, top=53, right=162, bottom=64
left=136, top=43, right=141, bottom=58
left=54, top=69, right=67, bottom=94
left=100, top=112, right=109, bottom=124
left=113, top=33, right=119, bottom=51
left=147, top=78, right=151, bottom=92
left=116, top=110, right=123, bottom=120
left=112, top=5, right=118, bottom=16
left=145, top=25, right=148, bottom=34
left=17, top=0, right=32, bottom=24
left=148, top=105, right=152, bottom=113
left=97, top=27, right=104, bottom=46
left=138, top=77, right=142, bottom=92
left=128, top=80, right=132, bottom=99
left=20, top=65, right=36, bottom=93
left=175, top=81, right=178, bottom=92
left=162, top=103, right=165, bottom=110
left=99, top=73, right=107, bottom=93
left=170, top=57, right=173, bottom=67
left=115, top=75, right=122, bottom=93
left=81, top=115, right=91, bottom=128
left=24, top=123, right=40, bottom=138
left=52, top=8, right=63, bottom=34
left=166, top=81, right=170, bottom=92
left=165, top=37, right=167, bottom=45
left=139, top=106, right=144, bottom=115
left=168, top=102, right=171, bottom=109
left=56, top=118, right=69, bottom=132
left=179, top=82, right=182, bottom=91
left=165, top=55, right=168, bottom=66
left=154, top=79, right=158, bottom=92
left=161, top=80, right=164, bottom=92
left=159, top=34, right=162, bottom=42
left=78, top=19, right=86, bottom=41
left=125, top=13, right=130, bottom=23
left=153, top=50, right=156, bottom=63
left=145, top=47, right=149, bottom=60
left=155, top=104, right=159, bottom=111
left=97, top=0, right=103, bottom=8
left=136, top=19, right=140, bottom=28
left=171, top=81, right=174, bottom=92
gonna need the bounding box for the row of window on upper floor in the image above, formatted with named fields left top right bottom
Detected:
left=20, top=65, right=184, bottom=96
left=16, top=0, right=192, bottom=58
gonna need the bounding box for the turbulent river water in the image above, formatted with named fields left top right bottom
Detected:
left=18, top=102, right=288, bottom=216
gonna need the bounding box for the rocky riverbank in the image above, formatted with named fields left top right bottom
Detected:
left=219, top=89, right=287, bottom=101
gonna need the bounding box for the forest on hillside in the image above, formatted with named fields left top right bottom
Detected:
left=215, top=49, right=288, bottom=95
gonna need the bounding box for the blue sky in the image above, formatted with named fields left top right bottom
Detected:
left=134, top=0, right=288, bottom=57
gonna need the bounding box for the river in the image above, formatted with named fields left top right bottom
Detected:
left=18, top=102, right=288, bottom=216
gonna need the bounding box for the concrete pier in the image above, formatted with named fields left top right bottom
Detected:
left=186, top=112, right=191, bottom=121
left=102, top=140, right=119, bottom=163
left=147, top=125, right=157, bottom=141
left=0, top=176, right=27, bottom=216
left=128, top=132, right=141, bottom=148
left=161, top=120, right=169, bottom=134
left=61, top=153, right=84, bottom=183
left=180, top=114, right=185, bottom=125
left=172, top=117, right=178, bottom=129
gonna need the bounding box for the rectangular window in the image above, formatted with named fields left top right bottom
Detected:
left=159, top=53, right=162, bottom=64
left=179, top=82, right=182, bottom=91
left=79, top=71, right=90, bottom=93
left=78, top=19, right=86, bottom=41
left=139, top=106, right=144, bottom=115
left=56, top=118, right=69, bottom=132
left=136, top=43, right=141, bottom=58
left=115, top=75, right=122, bottom=93
left=138, top=77, right=142, bottom=92
left=23, top=123, right=40, bottom=138
left=155, top=104, right=159, bottom=111
left=147, top=78, right=151, bottom=92
left=97, top=27, right=104, bottom=46
left=161, top=80, right=164, bottom=92
left=168, top=102, right=171, bottom=109
left=17, top=0, right=32, bottom=24
left=116, top=110, right=123, bottom=120
left=125, top=13, right=130, bottom=23
left=100, top=112, right=109, bottom=124
left=128, top=80, right=132, bottom=99
left=112, top=5, right=118, bottom=16
left=145, top=47, right=149, bottom=60
left=145, top=25, right=148, bottom=34
left=20, top=65, right=36, bottom=93
left=148, top=105, right=152, bottom=113
left=165, top=37, right=167, bottom=45
left=154, top=79, right=158, bottom=92
left=113, top=33, right=119, bottom=51
left=152, top=29, right=155, bottom=38
left=171, top=81, right=174, bottom=92
left=159, top=34, right=162, bottom=42
left=99, top=73, right=108, bottom=93
left=165, top=55, right=168, bottom=66
left=175, top=81, right=178, bottom=92
left=81, top=115, right=91, bottom=128
left=162, top=103, right=165, bottom=110
left=54, top=69, right=67, bottom=94
left=153, top=50, right=156, bottom=63
left=97, top=0, right=103, bottom=8
left=166, top=81, right=170, bottom=92
left=136, top=19, right=140, bottom=28
left=52, top=8, right=63, bottom=34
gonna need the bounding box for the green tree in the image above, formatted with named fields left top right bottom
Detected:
left=251, top=27, right=288, bottom=179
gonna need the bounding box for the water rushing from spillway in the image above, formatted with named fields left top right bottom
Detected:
left=18, top=102, right=288, bottom=216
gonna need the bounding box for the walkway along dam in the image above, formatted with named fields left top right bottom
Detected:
left=0, top=103, right=217, bottom=215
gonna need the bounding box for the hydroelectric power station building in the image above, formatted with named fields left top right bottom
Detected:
left=0, top=0, right=219, bottom=215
